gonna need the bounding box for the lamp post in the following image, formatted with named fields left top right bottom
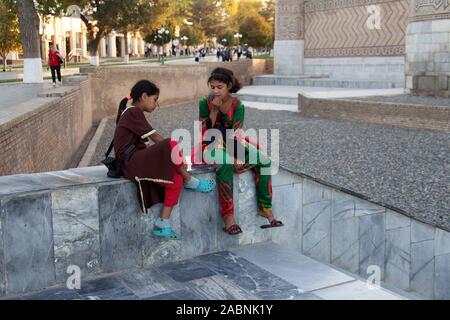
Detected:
left=221, top=38, right=227, bottom=47
left=157, top=28, right=169, bottom=64
left=233, top=32, right=242, bottom=46
left=181, top=36, right=188, bottom=55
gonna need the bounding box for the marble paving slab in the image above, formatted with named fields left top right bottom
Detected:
left=231, top=242, right=354, bottom=292
left=312, top=280, right=405, bottom=300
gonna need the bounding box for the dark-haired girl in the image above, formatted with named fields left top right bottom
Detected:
left=197, top=68, right=283, bottom=235
left=114, top=80, right=215, bottom=240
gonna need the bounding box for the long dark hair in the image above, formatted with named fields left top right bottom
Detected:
left=208, top=67, right=242, bottom=93
left=116, top=80, right=160, bottom=124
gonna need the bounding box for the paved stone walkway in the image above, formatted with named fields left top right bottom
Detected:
left=0, top=82, right=53, bottom=110
left=0, top=68, right=80, bottom=81
left=2, top=243, right=412, bottom=300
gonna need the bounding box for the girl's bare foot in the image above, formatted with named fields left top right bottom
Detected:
left=257, top=209, right=275, bottom=223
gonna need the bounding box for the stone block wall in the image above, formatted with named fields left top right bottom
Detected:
left=304, top=57, right=405, bottom=81
left=1, top=166, right=449, bottom=299
left=271, top=170, right=450, bottom=300
left=405, top=19, right=450, bottom=96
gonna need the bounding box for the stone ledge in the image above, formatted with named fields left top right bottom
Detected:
left=298, top=94, right=450, bottom=132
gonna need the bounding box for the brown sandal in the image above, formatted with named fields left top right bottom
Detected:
left=222, top=224, right=243, bottom=235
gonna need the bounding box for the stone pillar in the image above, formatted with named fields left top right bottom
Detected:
left=406, top=0, right=450, bottom=97
left=131, top=35, right=138, bottom=56
left=81, top=30, right=87, bottom=58
left=108, top=32, right=117, bottom=57
left=70, top=30, right=77, bottom=54
left=121, top=36, right=126, bottom=57
left=274, top=0, right=305, bottom=75
left=99, top=37, right=107, bottom=57
left=139, top=37, right=146, bottom=55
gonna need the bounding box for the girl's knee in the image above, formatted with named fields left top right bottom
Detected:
left=216, top=163, right=234, bottom=175
left=258, top=158, right=271, bottom=168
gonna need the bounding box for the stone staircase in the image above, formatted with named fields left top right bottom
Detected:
left=253, top=75, right=405, bottom=89
left=235, top=73, right=406, bottom=111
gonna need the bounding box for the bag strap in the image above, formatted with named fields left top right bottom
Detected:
left=105, top=135, right=140, bottom=158
left=105, top=140, right=114, bottom=158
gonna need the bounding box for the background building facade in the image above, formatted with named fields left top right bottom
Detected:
left=275, top=0, right=450, bottom=96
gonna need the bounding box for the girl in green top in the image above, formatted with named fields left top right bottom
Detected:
left=197, top=67, right=283, bottom=235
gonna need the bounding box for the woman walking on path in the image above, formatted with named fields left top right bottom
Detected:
left=48, top=44, right=63, bottom=87
left=114, top=80, right=216, bottom=240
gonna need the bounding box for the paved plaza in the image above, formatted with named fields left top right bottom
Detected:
left=2, top=242, right=413, bottom=300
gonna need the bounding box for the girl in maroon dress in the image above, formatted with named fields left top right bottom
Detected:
left=114, top=80, right=215, bottom=240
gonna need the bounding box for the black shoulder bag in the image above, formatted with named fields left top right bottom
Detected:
left=101, top=136, right=139, bottom=178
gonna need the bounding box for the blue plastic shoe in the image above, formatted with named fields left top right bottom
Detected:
left=185, top=179, right=216, bottom=193
left=152, top=227, right=180, bottom=240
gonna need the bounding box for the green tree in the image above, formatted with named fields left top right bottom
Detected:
left=0, top=0, right=22, bottom=72
left=190, top=0, right=224, bottom=39
left=35, top=0, right=169, bottom=65
left=179, top=25, right=205, bottom=46
left=217, top=30, right=234, bottom=47
left=259, top=0, right=275, bottom=45
left=239, top=11, right=273, bottom=48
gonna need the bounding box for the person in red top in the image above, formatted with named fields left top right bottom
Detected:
left=48, top=43, right=63, bottom=87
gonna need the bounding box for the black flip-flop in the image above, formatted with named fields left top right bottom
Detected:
left=260, top=219, right=284, bottom=229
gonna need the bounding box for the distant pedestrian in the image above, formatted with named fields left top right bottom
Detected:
left=194, top=50, right=200, bottom=62
left=48, top=43, right=63, bottom=88
left=216, top=48, right=221, bottom=61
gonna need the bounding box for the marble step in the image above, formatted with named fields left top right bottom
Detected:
left=253, top=75, right=404, bottom=89
left=241, top=100, right=299, bottom=112
left=231, top=242, right=413, bottom=300
left=236, top=93, right=298, bottom=105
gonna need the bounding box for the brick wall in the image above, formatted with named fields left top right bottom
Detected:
left=299, top=95, right=450, bottom=132
left=0, top=79, right=93, bottom=176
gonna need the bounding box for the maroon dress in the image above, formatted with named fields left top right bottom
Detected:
left=113, top=106, right=174, bottom=213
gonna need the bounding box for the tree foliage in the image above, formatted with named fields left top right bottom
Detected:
left=239, top=10, right=273, bottom=48
left=0, top=0, right=22, bottom=71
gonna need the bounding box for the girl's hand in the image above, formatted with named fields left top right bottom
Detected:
left=234, top=163, right=245, bottom=171
left=212, top=96, right=222, bottom=111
